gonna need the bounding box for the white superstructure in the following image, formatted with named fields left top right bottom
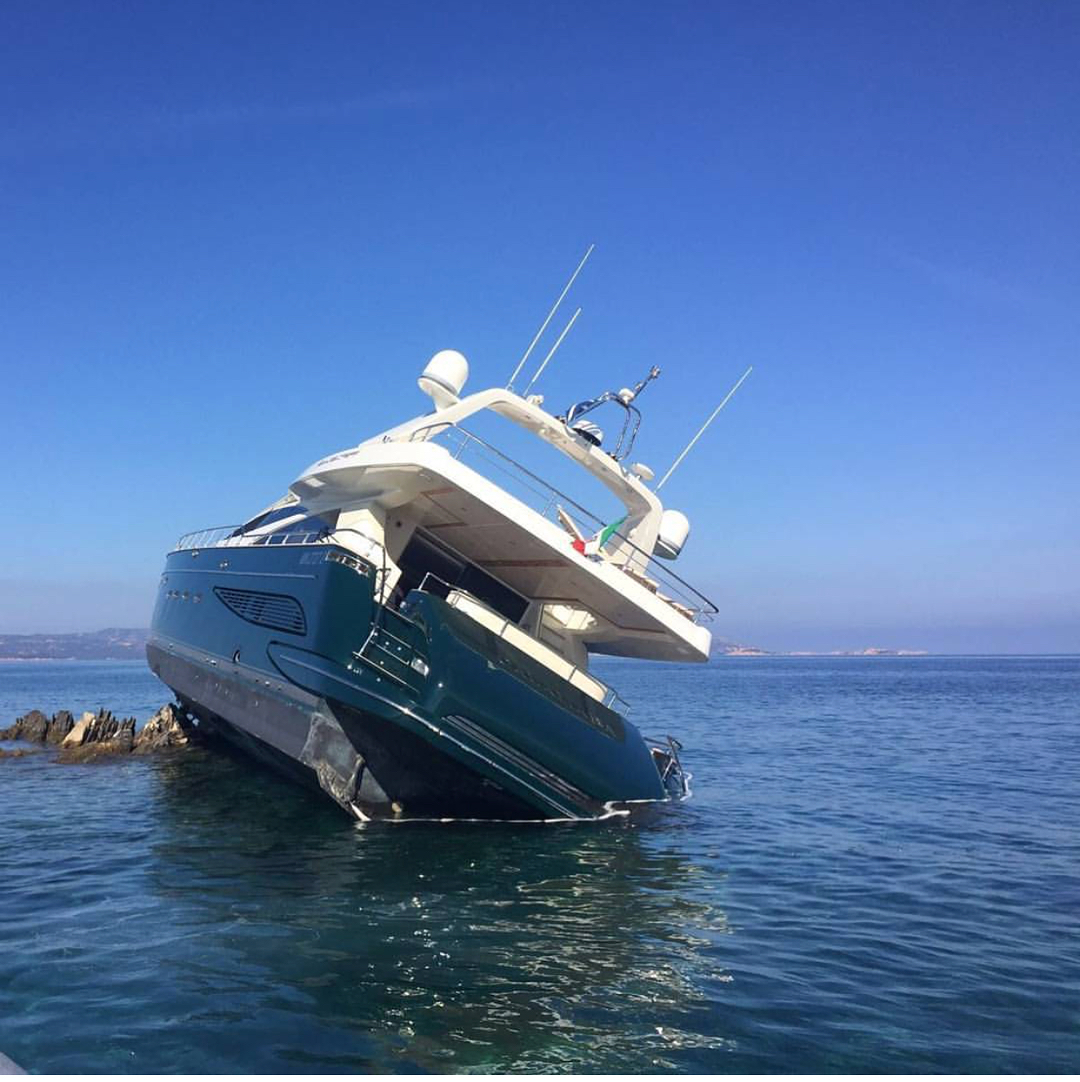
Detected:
left=278, top=373, right=716, bottom=665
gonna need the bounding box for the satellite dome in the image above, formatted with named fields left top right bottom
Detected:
left=654, top=509, right=690, bottom=560
left=418, top=350, right=469, bottom=410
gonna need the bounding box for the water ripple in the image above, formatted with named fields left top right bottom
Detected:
left=1, top=658, right=1078, bottom=1071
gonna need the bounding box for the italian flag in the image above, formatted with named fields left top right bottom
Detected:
left=572, top=515, right=627, bottom=558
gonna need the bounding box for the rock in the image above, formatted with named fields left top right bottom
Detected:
left=0, top=748, right=40, bottom=759
left=79, top=710, right=119, bottom=744
left=56, top=739, right=129, bottom=763
left=112, top=717, right=136, bottom=753
left=133, top=703, right=194, bottom=753
left=91, top=710, right=118, bottom=742
left=55, top=713, right=138, bottom=762
left=3, top=702, right=196, bottom=764
left=44, top=710, right=74, bottom=744
left=21, top=710, right=50, bottom=741
left=0, top=709, right=50, bottom=742
left=61, top=714, right=95, bottom=747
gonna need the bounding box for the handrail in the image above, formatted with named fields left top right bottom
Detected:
left=405, top=422, right=606, bottom=533
left=174, top=423, right=718, bottom=623
left=413, top=572, right=631, bottom=714
left=173, top=526, right=331, bottom=551
left=402, top=423, right=718, bottom=622
left=172, top=525, right=381, bottom=556
left=173, top=525, right=243, bottom=550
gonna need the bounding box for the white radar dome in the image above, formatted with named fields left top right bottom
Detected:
left=418, top=350, right=469, bottom=410
left=653, top=509, right=690, bottom=560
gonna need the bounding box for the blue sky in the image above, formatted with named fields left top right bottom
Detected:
left=1, top=0, right=1077, bottom=652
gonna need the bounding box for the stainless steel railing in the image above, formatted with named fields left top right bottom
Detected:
left=400, top=422, right=717, bottom=623
left=414, top=572, right=631, bottom=714
left=174, top=525, right=245, bottom=550
left=176, top=422, right=717, bottom=623
left=174, top=525, right=372, bottom=554
left=173, top=525, right=332, bottom=550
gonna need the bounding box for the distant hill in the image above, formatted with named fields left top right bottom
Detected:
left=0, top=628, right=925, bottom=661
left=0, top=628, right=149, bottom=660
left=711, top=639, right=929, bottom=657
left=786, top=648, right=929, bottom=657
left=712, top=637, right=771, bottom=656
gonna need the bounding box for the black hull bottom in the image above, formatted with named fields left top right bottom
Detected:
left=150, top=642, right=546, bottom=821
left=330, top=701, right=539, bottom=820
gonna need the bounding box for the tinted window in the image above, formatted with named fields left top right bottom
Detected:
left=240, top=505, right=339, bottom=536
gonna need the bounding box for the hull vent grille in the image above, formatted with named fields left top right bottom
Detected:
left=213, top=587, right=307, bottom=635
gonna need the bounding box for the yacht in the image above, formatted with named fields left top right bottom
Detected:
left=148, top=349, right=721, bottom=821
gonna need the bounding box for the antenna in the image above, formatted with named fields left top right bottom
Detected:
left=655, top=366, right=753, bottom=491
left=522, top=307, right=581, bottom=397
left=507, top=244, right=595, bottom=391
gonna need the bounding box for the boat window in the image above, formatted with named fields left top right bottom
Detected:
left=239, top=505, right=339, bottom=536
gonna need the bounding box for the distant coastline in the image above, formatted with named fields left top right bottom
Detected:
left=0, top=628, right=1002, bottom=662
left=0, top=629, right=149, bottom=661
left=712, top=638, right=927, bottom=658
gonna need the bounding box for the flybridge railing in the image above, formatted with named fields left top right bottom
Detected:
left=397, top=422, right=718, bottom=624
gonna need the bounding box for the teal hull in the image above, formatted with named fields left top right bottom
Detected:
left=148, top=541, right=671, bottom=820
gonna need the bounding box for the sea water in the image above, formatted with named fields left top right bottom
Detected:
left=0, top=657, right=1077, bottom=1072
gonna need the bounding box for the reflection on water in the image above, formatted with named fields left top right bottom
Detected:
left=145, top=750, right=731, bottom=1072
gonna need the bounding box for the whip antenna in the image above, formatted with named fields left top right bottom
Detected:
left=523, top=307, right=581, bottom=397
left=507, top=244, right=594, bottom=390
left=656, top=366, right=753, bottom=491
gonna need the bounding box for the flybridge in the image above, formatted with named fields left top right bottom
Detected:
left=390, top=243, right=753, bottom=550
left=286, top=397, right=719, bottom=654
left=277, top=246, right=753, bottom=657
left=363, top=242, right=752, bottom=570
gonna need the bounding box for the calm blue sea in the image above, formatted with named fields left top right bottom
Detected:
left=0, top=657, right=1077, bottom=1073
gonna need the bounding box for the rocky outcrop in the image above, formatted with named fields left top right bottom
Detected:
left=45, top=710, right=74, bottom=743
left=55, top=710, right=138, bottom=762
left=0, top=709, right=51, bottom=743
left=60, top=712, right=96, bottom=747
left=3, top=703, right=198, bottom=763
left=133, top=703, right=194, bottom=752
left=0, top=708, right=76, bottom=743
